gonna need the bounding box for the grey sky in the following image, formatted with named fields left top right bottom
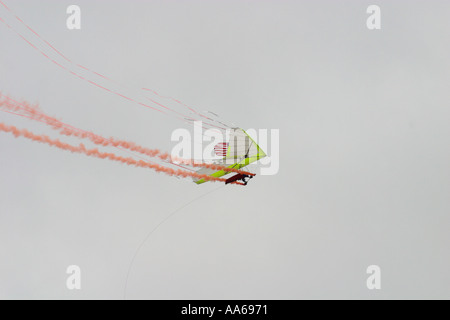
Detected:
left=0, top=0, right=450, bottom=299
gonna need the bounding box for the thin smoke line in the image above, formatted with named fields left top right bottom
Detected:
left=0, top=0, right=228, bottom=131
left=123, top=185, right=225, bottom=300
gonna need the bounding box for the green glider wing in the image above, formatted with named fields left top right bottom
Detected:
left=193, top=128, right=266, bottom=185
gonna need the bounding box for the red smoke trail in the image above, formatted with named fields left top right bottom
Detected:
left=141, top=89, right=227, bottom=131
left=143, top=95, right=226, bottom=132
left=0, top=11, right=176, bottom=119
left=0, top=103, right=195, bottom=173
left=0, top=1, right=226, bottom=131
left=0, top=94, right=192, bottom=172
left=0, top=95, right=254, bottom=176
left=0, top=122, right=228, bottom=182
left=0, top=0, right=72, bottom=63
left=142, top=88, right=199, bottom=115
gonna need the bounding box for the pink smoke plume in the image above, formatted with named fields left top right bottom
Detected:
left=0, top=94, right=255, bottom=176
left=0, top=122, right=229, bottom=182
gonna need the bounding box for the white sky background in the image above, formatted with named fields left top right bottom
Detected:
left=0, top=0, right=450, bottom=299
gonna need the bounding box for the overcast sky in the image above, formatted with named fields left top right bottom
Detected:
left=1, top=0, right=450, bottom=299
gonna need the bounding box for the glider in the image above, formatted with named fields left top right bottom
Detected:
left=193, top=128, right=266, bottom=186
